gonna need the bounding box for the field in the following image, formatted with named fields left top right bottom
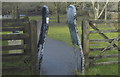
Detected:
left=2, top=16, right=119, bottom=75
left=48, top=25, right=119, bottom=75
left=47, top=16, right=119, bottom=75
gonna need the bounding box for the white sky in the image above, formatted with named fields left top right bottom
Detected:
left=0, top=0, right=120, bottom=2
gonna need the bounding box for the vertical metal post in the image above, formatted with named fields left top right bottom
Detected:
left=67, top=5, right=84, bottom=74
left=37, top=5, right=49, bottom=74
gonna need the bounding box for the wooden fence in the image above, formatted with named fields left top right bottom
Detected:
left=82, top=19, right=120, bottom=67
left=1, top=17, right=38, bottom=75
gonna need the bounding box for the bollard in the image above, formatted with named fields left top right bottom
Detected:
left=37, top=5, right=49, bottom=74
left=68, top=5, right=78, bottom=45
left=68, top=5, right=84, bottom=74
left=38, top=5, right=49, bottom=46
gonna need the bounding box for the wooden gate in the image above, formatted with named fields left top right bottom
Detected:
left=82, top=19, right=120, bottom=67
left=1, top=17, right=38, bottom=75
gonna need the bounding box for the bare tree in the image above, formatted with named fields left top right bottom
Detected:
left=54, top=2, right=60, bottom=23
left=91, top=0, right=109, bottom=20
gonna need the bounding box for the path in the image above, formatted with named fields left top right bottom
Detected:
left=37, top=21, right=82, bottom=75
left=40, top=37, right=76, bottom=75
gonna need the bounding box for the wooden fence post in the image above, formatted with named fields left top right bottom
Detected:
left=23, top=20, right=30, bottom=55
left=82, top=19, right=90, bottom=56
left=82, top=19, right=90, bottom=68
left=29, top=20, right=38, bottom=75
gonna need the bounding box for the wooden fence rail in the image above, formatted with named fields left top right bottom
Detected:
left=89, top=19, right=120, bottom=24
left=2, top=18, right=38, bottom=75
left=89, top=29, right=119, bottom=33
left=2, top=34, right=29, bottom=40
left=94, top=61, right=120, bottom=65
left=89, top=54, right=119, bottom=59
left=90, top=39, right=118, bottom=42
left=82, top=19, right=119, bottom=67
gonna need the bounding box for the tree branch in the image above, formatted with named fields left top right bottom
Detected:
left=98, top=0, right=109, bottom=18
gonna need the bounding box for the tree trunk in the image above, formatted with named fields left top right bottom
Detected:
left=16, top=6, right=20, bottom=19
left=57, top=3, right=60, bottom=23
left=105, top=2, right=107, bottom=26
left=105, top=4, right=107, bottom=21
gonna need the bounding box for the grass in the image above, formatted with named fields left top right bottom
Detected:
left=2, top=15, right=119, bottom=75
left=84, top=64, right=119, bottom=75
left=47, top=19, right=119, bottom=75
left=28, top=16, right=42, bottom=22
left=28, top=15, right=119, bottom=75
left=48, top=26, right=72, bottom=45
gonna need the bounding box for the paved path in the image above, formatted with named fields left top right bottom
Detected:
left=40, top=37, right=77, bottom=75
left=37, top=21, right=82, bottom=76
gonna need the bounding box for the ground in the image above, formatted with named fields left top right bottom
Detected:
left=1, top=15, right=119, bottom=75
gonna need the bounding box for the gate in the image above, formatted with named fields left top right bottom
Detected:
left=2, top=17, right=38, bottom=75
left=82, top=19, right=120, bottom=67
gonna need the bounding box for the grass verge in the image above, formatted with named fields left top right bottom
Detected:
left=48, top=22, right=119, bottom=75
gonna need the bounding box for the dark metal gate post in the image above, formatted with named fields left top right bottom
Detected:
left=37, top=5, right=49, bottom=74
left=67, top=5, right=84, bottom=74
